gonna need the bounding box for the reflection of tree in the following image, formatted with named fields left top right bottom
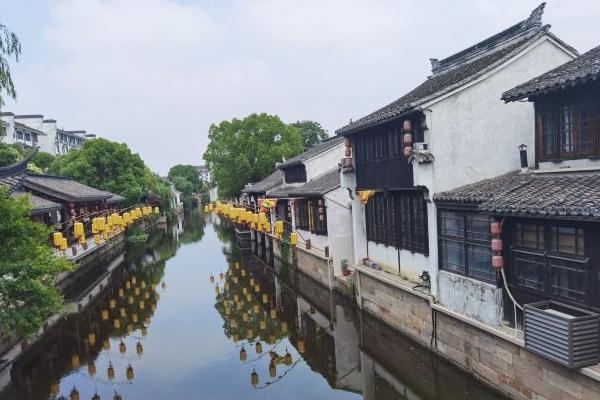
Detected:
left=179, top=210, right=206, bottom=244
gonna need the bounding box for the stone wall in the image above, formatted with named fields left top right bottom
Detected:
left=295, top=247, right=332, bottom=289
left=358, top=271, right=600, bottom=400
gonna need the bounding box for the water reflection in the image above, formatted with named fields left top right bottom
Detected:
left=1, top=212, right=505, bottom=400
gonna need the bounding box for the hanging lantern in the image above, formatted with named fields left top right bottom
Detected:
left=492, top=255, right=505, bottom=270
left=230, top=319, right=238, bottom=328
left=269, top=362, right=276, bottom=378
left=241, top=270, right=246, bottom=277
left=284, top=351, right=293, bottom=366
left=215, top=285, right=220, bottom=294
left=242, top=287, right=248, bottom=295
left=262, top=294, right=268, bottom=304
left=127, top=324, right=134, bottom=333
left=251, top=369, right=259, bottom=387
left=491, top=238, right=503, bottom=252
left=139, top=300, right=145, bottom=310
left=126, top=280, right=131, bottom=289
left=225, top=282, right=230, bottom=291
left=235, top=262, right=240, bottom=269
left=297, top=339, right=306, bottom=354
left=50, top=382, right=60, bottom=396
left=141, top=281, right=146, bottom=289
left=219, top=272, right=224, bottom=281
left=88, top=332, right=96, bottom=345
left=247, top=328, right=254, bottom=339
left=107, top=361, right=115, bottom=380
left=118, top=288, right=124, bottom=298
left=132, top=276, right=137, bottom=285
left=119, top=340, right=127, bottom=354
left=242, top=312, right=248, bottom=322
left=145, top=291, right=150, bottom=299
left=109, top=299, right=116, bottom=309
left=132, top=313, right=138, bottom=323
left=103, top=339, right=110, bottom=350
left=270, top=308, right=277, bottom=319
left=269, top=335, right=276, bottom=345
left=252, top=304, right=260, bottom=314
left=113, top=319, right=121, bottom=329
left=88, top=361, right=96, bottom=376
left=234, top=294, right=240, bottom=302
left=491, top=221, right=503, bottom=236
left=136, top=340, right=144, bottom=355
left=281, top=321, right=288, bottom=332
left=126, top=364, right=134, bottom=380
left=237, top=302, right=242, bottom=311
left=225, top=306, right=231, bottom=315
left=128, top=296, right=134, bottom=305
left=101, top=309, right=109, bottom=320
left=142, top=327, right=148, bottom=336
left=254, top=284, right=260, bottom=293
left=210, top=275, right=215, bottom=283
left=246, top=293, right=252, bottom=302
left=120, top=308, right=126, bottom=318
left=69, top=386, right=80, bottom=400
left=71, top=354, right=80, bottom=368
left=250, top=278, right=255, bottom=286
left=256, top=342, right=263, bottom=354
left=135, top=287, right=140, bottom=296
left=260, top=320, right=267, bottom=330
left=240, top=346, right=247, bottom=361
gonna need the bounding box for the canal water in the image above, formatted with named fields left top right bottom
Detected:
left=1, top=211, right=507, bottom=400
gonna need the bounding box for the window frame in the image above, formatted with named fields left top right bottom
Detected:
left=284, top=164, right=307, bottom=184
left=438, top=210, right=495, bottom=283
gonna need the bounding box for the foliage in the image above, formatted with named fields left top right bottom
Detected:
left=290, top=120, right=329, bottom=149
left=48, top=138, right=171, bottom=207
left=0, top=188, right=72, bottom=337
left=31, top=151, right=55, bottom=172
left=125, top=225, right=149, bottom=243
left=168, top=164, right=202, bottom=192
left=0, top=22, right=21, bottom=136
left=203, top=113, right=303, bottom=198
left=0, top=141, right=20, bottom=166
left=172, top=175, right=193, bottom=195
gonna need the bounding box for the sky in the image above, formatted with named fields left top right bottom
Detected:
left=0, top=0, right=598, bottom=175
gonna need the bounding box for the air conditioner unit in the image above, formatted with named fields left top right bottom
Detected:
left=414, top=142, right=428, bottom=151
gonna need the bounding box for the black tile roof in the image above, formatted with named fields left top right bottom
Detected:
left=502, top=44, right=600, bottom=102
left=104, top=192, right=125, bottom=204
left=14, top=122, right=46, bottom=135
left=277, top=136, right=344, bottom=169
left=242, top=170, right=284, bottom=195
left=434, top=171, right=600, bottom=220
left=11, top=191, right=63, bottom=215
left=0, top=150, right=37, bottom=194
left=23, top=174, right=112, bottom=203
left=268, top=168, right=340, bottom=198
left=336, top=4, right=558, bottom=135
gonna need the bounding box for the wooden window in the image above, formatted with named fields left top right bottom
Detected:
left=559, top=105, right=574, bottom=154
left=366, top=190, right=428, bottom=254
left=439, top=211, right=494, bottom=282
left=16, top=130, right=23, bottom=140
left=510, top=221, right=590, bottom=305
left=284, top=165, right=306, bottom=183
left=294, top=198, right=327, bottom=235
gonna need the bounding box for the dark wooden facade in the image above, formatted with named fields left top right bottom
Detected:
left=535, top=80, right=600, bottom=164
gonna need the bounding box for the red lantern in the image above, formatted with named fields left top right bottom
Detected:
left=490, top=222, right=502, bottom=236
left=491, top=238, right=503, bottom=252
left=492, top=255, right=504, bottom=270
left=343, top=158, right=353, bottom=169
left=345, top=148, right=352, bottom=157
left=403, top=119, right=412, bottom=132
left=404, top=146, right=413, bottom=158
left=403, top=133, right=413, bottom=146
left=345, top=138, right=352, bottom=147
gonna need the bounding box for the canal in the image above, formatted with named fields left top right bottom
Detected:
left=1, top=211, right=507, bottom=400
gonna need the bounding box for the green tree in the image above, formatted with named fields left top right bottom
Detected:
left=168, top=164, right=202, bottom=192
left=0, top=189, right=72, bottom=337
left=0, top=22, right=21, bottom=137
left=203, top=113, right=303, bottom=198
left=290, top=120, right=329, bottom=149
left=31, top=152, right=55, bottom=172
left=49, top=138, right=170, bottom=207
left=0, top=142, right=20, bottom=166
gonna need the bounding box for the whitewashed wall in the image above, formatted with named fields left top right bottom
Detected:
left=303, top=143, right=344, bottom=181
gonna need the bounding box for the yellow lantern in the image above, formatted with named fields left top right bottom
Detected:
left=107, top=361, right=115, bottom=380
left=88, top=332, right=96, bottom=345
left=141, top=327, right=148, bottom=337
left=204, top=205, right=209, bottom=213
left=154, top=206, right=160, bottom=214
left=126, top=280, right=131, bottom=289
left=290, top=232, right=298, bottom=246
left=145, top=291, right=150, bottom=299
left=269, top=362, right=276, bottom=378
left=118, top=288, right=124, bottom=297
left=109, top=299, right=116, bottom=309
left=239, top=346, right=247, bottom=361
left=225, top=306, right=231, bottom=315
left=88, top=361, right=96, bottom=376
left=135, top=287, right=140, bottom=296
left=260, top=320, right=267, bottom=330
left=69, top=386, right=80, bottom=400
left=262, top=294, right=269, bottom=304
left=126, top=364, right=134, bottom=380
left=132, top=276, right=137, bottom=284
left=270, top=308, right=277, bottom=319
left=119, top=340, right=127, bottom=354
left=113, top=319, right=121, bottom=329
left=60, top=237, right=68, bottom=251
left=128, top=296, right=134, bottom=305
left=284, top=351, right=292, bottom=366
left=251, top=369, right=259, bottom=387
left=281, top=321, right=288, bottom=332
left=127, top=324, right=134, bottom=333
left=242, top=287, right=248, bottom=295
left=269, top=335, right=276, bottom=345
left=103, top=339, right=110, bottom=350
left=254, top=284, right=260, bottom=293
left=50, top=382, right=60, bottom=396
left=120, top=307, right=126, bottom=317
left=255, top=342, right=263, bottom=354
left=101, top=309, right=109, bottom=320
left=141, top=281, right=146, bottom=289
left=74, top=222, right=84, bottom=238
left=71, top=354, right=80, bottom=368
left=136, top=341, right=144, bottom=355
left=53, top=232, right=63, bottom=247
left=242, top=312, right=248, bottom=322
left=246, top=293, right=252, bottom=302
left=241, top=269, right=246, bottom=277
left=247, top=328, right=254, bottom=339
left=139, top=300, right=145, bottom=310
left=250, top=278, right=255, bottom=286
left=297, top=339, right=305, bottom=354
left=253, top=304, right=259, bottom=314
left=132, top=313, right=138, bottom=323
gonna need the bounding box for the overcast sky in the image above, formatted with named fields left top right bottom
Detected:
left=1, top=0, right=598, bottom=174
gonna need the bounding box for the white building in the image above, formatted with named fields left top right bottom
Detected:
left=336, top=4, right=577, bottom=325
left=0, top=112, right=94, bottom=155
left=196, top=165, right=210, bottom=183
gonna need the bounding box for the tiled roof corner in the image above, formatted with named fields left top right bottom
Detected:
left=277, top=136, right=344, bottom=169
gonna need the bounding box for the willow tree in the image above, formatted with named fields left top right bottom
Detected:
left=203, top=113, right=303, bottom=199
left=0, top=22, right=21, bottom=137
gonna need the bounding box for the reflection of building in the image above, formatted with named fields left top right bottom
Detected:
left=196, top=164, right=210, bottom=182
left=0, top=112, right=95, bottom=155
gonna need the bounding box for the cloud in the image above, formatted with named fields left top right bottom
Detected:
left=5, top=0, right=600, bottom=173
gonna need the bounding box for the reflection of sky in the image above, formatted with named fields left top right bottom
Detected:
left=56, top=219, right=359, bottom=400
